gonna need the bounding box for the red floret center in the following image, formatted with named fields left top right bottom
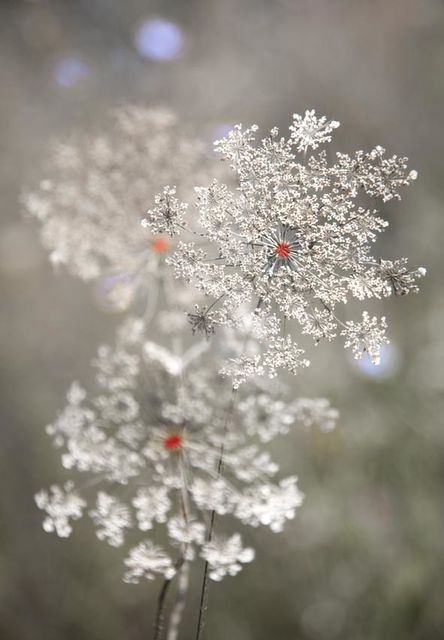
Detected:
left=275, top=242, right=291, bottom=258
left=151, top=237, right=170, bottom=254
left=163, top=434, right=183, bottom=450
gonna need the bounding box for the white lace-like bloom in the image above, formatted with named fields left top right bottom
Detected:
left=289, top=109, right=340, bottom=152
left=35, top=482, right=86, bottom=538
left=201, top=534, right=255, bottom=581
left=220, top=354, right=265, bottom=389
left=190, top=477, right=237, bottom=515
left=124, top=541, right=176, bottom=583
left=89, top=492, right=132, bottom=547
left=341, top=312, right=389, bottom=365
left=291, top=398, right=339, bottom=433
left=36, top=318, right=336, bottom=582
left=378, top=259, right=427, bottom=296
left=235, top=477, right=304, bottom=533
left=142, top=186, right=188, bottom=237
left=146, top=111, right=424, bottom=383
left=167, top=517, right=206, bottom=550
left=22, top=106, right=220, bottom=311
left=133, top=486, right=171, bottom=531
left=237, top=391, right=338, bottom=441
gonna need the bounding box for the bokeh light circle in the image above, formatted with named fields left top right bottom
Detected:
left=53, top=57, right=89, bottom=87
left=134, top=18, right=184, bottom=61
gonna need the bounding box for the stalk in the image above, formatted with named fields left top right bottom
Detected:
left=194, top=388, right=237, bottom=640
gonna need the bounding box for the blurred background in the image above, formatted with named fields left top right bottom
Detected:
left=1, top=0, right=444, bottom=638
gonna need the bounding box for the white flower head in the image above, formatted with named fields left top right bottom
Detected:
left=22, top=106, right=221, bottom=311
left=89, top=492, right=132, bottom=547
left=124, top=541, right=176, bottom=583
left=133, top=486, right=171, bottom=531
left=160, top=111, right=421, bottom=384
left=36, top=320, right=318, bottom=582
left=290, top=109, right=340, bottom=152
left=35, top=482, right=86, bottom=538
left=342, top=312, right=389, bottom=365
left=201, top=534, right=255, bottom=581
left=142, top=186, right=188, bottom=237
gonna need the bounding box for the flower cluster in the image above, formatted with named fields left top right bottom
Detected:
left=35, top=317, right=338, bottom=583
left=144, top=110, right=424, bottom=381
left=30, top=107, right=424, bottom=622
left=22, top=106, right=219, bottom=311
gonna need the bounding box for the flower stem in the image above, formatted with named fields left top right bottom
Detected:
left=153, top=557, right=184, bottom=640
left=194, top=388, right=237, bottom=640
left=153, top=575, right=173, bottom=640
left=166, top=560, right=191, bottom=640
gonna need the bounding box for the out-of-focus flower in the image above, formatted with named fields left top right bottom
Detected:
left=35, top=482, right=86, bottom=537
left=201, top=534, right=255, bottom=581
left=35, top=317, right=337, bottom=582
left=124, top=541, right=176, bottom=583
left=22, top=106, right=221, bottom=312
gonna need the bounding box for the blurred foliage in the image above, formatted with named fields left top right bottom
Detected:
left=1, top=0, right=444, bottom=638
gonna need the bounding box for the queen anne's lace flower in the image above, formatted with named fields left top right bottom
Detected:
left=133, top=486, right=171, bottom=531
left=35, top=482, right=86, bottom=538
left=378, top=259, right=427, bottom=297
left=341, top=311, right=389, bottom=365
left=89, top=492, right=132, bottom=547
left=29, top=105, right=426, bottom=639
left=146, top=111, right=424, bottom=383
left=142, top=186, right=188, bottom=237
left=289, top=109, right=340, bottom=152
left=22, top=106, right=219, bottom=312
left=35, top=317, right=338, bottom=582
left=290, top=398, right=339, bottom=433
left=235, top=477, right=303, bottom=533
left=238, top=391, right=339, bottom=441
left=168, top=517, right=206, bottom=553
left=201, top=534, right=255, bottom=581
left=124, top=541, right=176, bottom=583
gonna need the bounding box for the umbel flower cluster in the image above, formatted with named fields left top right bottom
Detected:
left=143, top=110, right=425, bottom=384
left=35, top=318, right=338, bottom=582
left=22, top=106, right=220, bottom=311
left=29, top=107, right=423, bottom=638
